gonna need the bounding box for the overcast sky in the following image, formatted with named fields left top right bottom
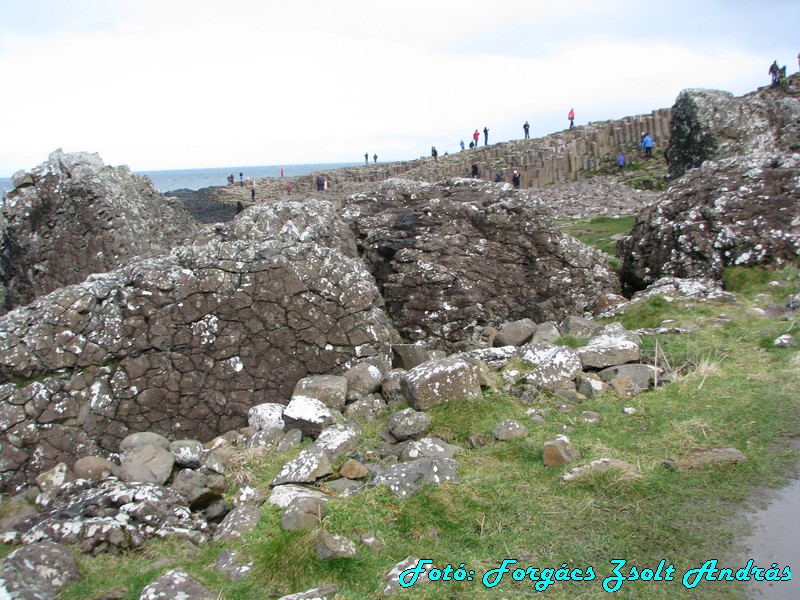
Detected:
left=1, top=0, right=798, bottom=176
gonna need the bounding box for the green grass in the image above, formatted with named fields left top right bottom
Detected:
left=52, top=266, right=800, bottom=599
left=558, top=215, right=636, bottom=260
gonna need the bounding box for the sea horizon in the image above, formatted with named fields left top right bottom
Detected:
left=0, top=161, right=362, bottom=195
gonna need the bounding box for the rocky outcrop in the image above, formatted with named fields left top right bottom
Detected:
left=620, top=75, right=800, bottom=289
left=343, top=178, right=619, bottom=352
left=0, top=200, right=395, bottom=490
left=1, top=150, right=198, bottom=311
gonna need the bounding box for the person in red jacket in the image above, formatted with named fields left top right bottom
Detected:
left=473, top=129, right=480, bottom=148
left=568, top=108, right=575, bottom=129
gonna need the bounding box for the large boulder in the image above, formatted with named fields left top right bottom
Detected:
left=621, top=79, right=800, bottom=290
left=0, top=150, right=198, bottom=311
left=0, top=200, right=395, bottom=491
left=342, top=178, right=619, bottom=352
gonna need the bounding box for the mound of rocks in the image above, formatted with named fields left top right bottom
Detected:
left=343, top=178, right=619, bottom=352
left=0, top=200, right=396, bottom=490
left=1, top=149, right=198, bottom=311
left=619, top=77, right=800, bottom=290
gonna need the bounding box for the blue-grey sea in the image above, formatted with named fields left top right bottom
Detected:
left=0, top=162, right=359, bottom=195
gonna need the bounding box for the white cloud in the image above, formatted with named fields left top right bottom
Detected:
left=0, top=0, right=797, bottom=174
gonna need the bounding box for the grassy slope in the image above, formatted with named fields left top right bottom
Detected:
left=52, top=233, right=800, bottom=599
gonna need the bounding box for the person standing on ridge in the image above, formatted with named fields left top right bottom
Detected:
left=460, top=139, right=465, bottom=151
left=431, top=146, right=438, bottom=163
left=373, top=153, right=378, bottom=164
left=473, top=129, right=480, bottom=148
left=280, top=167, right=284, bottom=178
left=483, top=127, right=489, bottom=145
left=364, top=152, right=369, bottom=165
left=523, top=121, right=530, bottom=138
left=769, top=60, right=780, bottom=85
left=568, top=108, right=575, bottom=129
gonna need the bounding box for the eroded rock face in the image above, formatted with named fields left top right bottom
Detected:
left=342, top=178, right=619, bottom=352
left=619, top=155, right=800, bottom=289
left=0, top=201, right=395, bottom=491
left=621, top=78, right=800, bottom=290
left=1, top=149, right=198, bottom=311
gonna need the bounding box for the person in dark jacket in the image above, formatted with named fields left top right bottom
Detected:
left=512, top=170, right=521, bottom=188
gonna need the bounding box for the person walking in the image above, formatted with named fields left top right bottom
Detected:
left=617, top=152, right=626, bottom=173
left=483, top=127, right=489, bottom=145
left=568, top=108, right=575, bottom=129
left=523, top=121, right=530, bottom=138
left=643, top=133, right=653, bottom=159
left=473, top=129, right=480, bottom=148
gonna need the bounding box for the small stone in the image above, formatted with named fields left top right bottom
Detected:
left=316, top=530, right=357, bottom=560
left=339, top=459, right=369, bottom=480
left=542, top=435, right=581, bottom=467
left=493, top=420, right=530, bottom=441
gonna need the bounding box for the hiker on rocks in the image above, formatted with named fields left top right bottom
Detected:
left=469, top=141, right=474, bottom=149
left=483, top=127, right=489, bottom=145
left=493, top=172, right=502, bottom=182
left=364, top=152, right=369, bottom=165
left=568, top=108, right=575, bottom=129
left=460, top=140, right=465, bottom=151
left=473, top=129, right=480, bottom=148
left=373, top=153, right=378, bottom=164
left=512, top=170, right=521, bottom=188
left=239, top=172, right=243, bottom=186
left=236, top=200, right=244, bottom=214
left=227, top=174, right=235, bottom=185
left=523, top=121, right=530, bottom=138
left=431, top=146, right=438, bottom=163
left=286, top=183, right=292, bottom=194
left=280, top=167, right=284, bottom=178
left=769, top=60, right=780, bottom=86
left=471, top=163, right=478, bottom=178
left=643, top=133, right=653, bottom=159
left=778, top=65, right=788, bottom=89
left=250, top=184, right=256, bottom=201
left=316, top=175, right=324, bottom=191
left=617, top=151, right=626, bottom=173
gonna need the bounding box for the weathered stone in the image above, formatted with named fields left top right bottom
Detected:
left=370, top=457, right=460, bottom=498
left=139, top=568, right=214, bottom=600
left=598, top=364, right=660, bottom=392
left=0, top=541, right=81, bottom=599
left=268, top=484, right=330, bottom=509
left=316, top=530, right=357, bottom=560
left=232, top=485, right=266, bottom=507
left=559, top=316, right=602, bottom=338
left=214, top=505, right=262, bottom=543
left=663, top=447, right=747, bottom=470
left=542, top=435, right=581, bottom=467
left=403, top=357, right=482, bottom=411
left=169, top=439, right=204, bottom=468
left=120, top=432, right=171, bottom=454
left=215, top=550, right=254, bottom=582
left=276, top=429, right=303, bottom=452
left=399, top=437, right=462, bottom=462
left=576, top=373, right=608, bottom=398
left=339, top=459, right=369, bottom=480
left=119, top=444, right=175, bottom=485
left=576, top=411, right=602, bottom=425
left=72, top=456, right=121, bottom=481
left=247, top=426, right=286, bottom=448
left=35, top=462, right=74, bottom=495
left=383, top=556, right=434, bottom=595
left=344, top=362, right=385, bottom=398
left=562, top=458, right=639, bottom=482
left=494, top=318, right=537, bottom=347
left=343, top=395, right=387, bottom=423
left=270, top=446, right=333, bottom=487
left=280, top=496, right=328, bottom=531
left=577, top=334, right=641, bottom=369
left=391, top=344, right=431, bottom=370
left=774, top=334, right=797, bottom=348
left=311, top=423, right=360, bottom=463
left=292, top=375, right=348, bottom=411
left=283, top=396, right=342, bottom=439
left=520, top=344, right=583, bottom=390
left=493, top=420, right=530, bottom=441
left=387, top=408, right=432, bottom=441
left=247, top=403, right=286, bottom=432
left=531, top=321, right=561, bottom=344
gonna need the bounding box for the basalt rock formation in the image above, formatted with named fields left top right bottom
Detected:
left=619, top=74, right=800, bottom=290
left=0, top=200, right=396, bottom=490
left=1, top=150, right=198, bottom=311
left=342, top=178, right=619, bottom=353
